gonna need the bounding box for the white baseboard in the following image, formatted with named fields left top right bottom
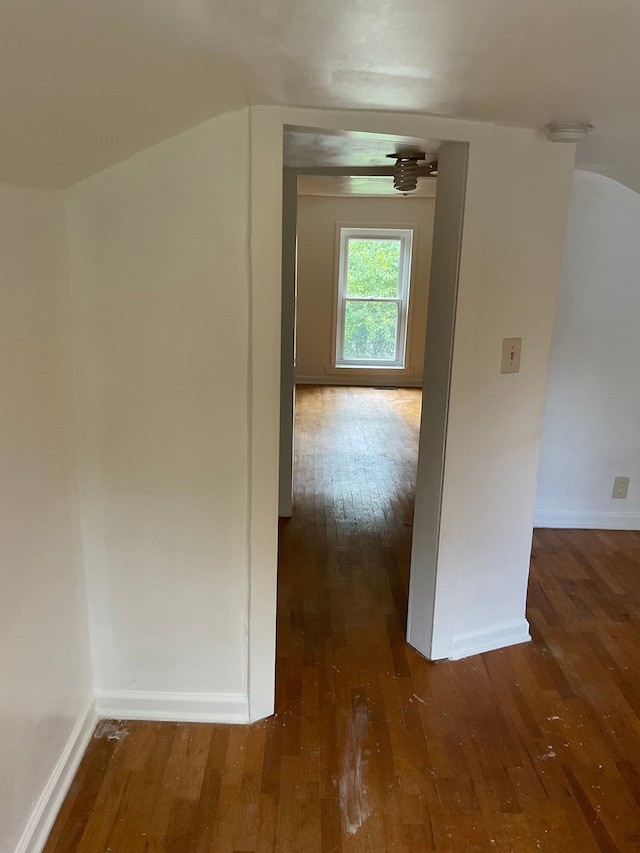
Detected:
left=450, top=618, right=531, bottom=661
left=296, top=374, right=422, bottom=388
left=17, top=695, right=97, bottom=853
left=94, top=689, right=250, bottom=723
left=534, top=510, right=640, bottom=530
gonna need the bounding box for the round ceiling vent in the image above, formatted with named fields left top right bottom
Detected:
left=546, top=123, right=593, bottom=143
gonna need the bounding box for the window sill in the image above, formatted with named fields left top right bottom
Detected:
left=327, top=365, right=415, bottom=376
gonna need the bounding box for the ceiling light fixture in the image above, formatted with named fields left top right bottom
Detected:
left=546, top=123, right=593, bottom=143
left=392, top=156, right=421, bottom=192
left=387, top=153, right=437, bottom=193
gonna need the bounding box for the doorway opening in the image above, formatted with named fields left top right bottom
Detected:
left=277, top=125, right=469, bottom=685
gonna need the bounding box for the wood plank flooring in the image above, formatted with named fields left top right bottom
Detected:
left=43, top=385, right=640, bottom=852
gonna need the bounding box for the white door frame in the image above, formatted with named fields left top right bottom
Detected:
left=406, top=141, right=469, bottom=660
left=277, top=141, right=469, bottom=668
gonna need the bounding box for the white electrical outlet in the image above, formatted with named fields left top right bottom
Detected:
left=612, top=476, right=629, bottom=499
left=501, top=337, right=522, bottom=374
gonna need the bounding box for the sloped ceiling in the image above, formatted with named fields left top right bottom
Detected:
left=1, top=0, right=639, bottom=189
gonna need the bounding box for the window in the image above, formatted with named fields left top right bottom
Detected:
left=335, top=227, right=413, bottom=368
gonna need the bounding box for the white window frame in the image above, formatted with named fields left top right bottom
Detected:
left=334, top=226, right=414, bottom=369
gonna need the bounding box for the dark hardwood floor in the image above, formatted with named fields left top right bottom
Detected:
left=43, top=385, right=640, bottom=852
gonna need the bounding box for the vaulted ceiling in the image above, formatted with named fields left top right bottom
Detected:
left=2, top=0, right=639, bottom=190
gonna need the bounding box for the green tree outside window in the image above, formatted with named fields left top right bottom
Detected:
left=344, top=239, right=401, bottom=361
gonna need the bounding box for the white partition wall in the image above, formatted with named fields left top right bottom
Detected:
left=55, top=104, right=574, bottom=730
left=66, top=110, right=254, bottom=723
left=249, top=106, right=574, bottom=681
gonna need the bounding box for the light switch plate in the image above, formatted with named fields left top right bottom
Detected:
left=501, top=337, right=522, bottom=374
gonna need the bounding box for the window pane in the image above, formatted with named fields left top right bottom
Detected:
left=346, top=239, right=401, bottom=297
left=343, top=301, right=398, bottom=361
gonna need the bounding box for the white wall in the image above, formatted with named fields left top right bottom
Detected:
left=445, top=128, right=574, bottom=656
left=249, top=106, right=575, bottom=665
left=0, top=103, right=580, bottom=847
left=295, top=194, right=434, bottom=385
left=35, top=104, right=574, bottom=746
left=536, top=171, right=640, bottom=529
left=0, top=185, right=93, bottom=852
left=66, top=109, right=253, bottom=722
